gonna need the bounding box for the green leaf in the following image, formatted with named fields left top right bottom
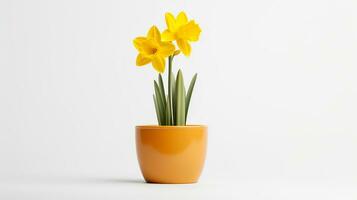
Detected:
left=158, top=74, right=168, bottom=124
left=185, top=73, right=197, bottom=121
left=165, top=95, right=171, bottom=125
left=154, top=81, right=166, bottom=125
left=153, top=95, right=162, bottom=125
left=171, top=71, right=177, bottom=125
left=175, top=70, right=186, bottom=125
left=158, top=74, right=166, bottom=106
left=154, top=80, right=166, bottom=109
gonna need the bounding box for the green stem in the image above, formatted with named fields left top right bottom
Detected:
left=168, top=55, right=173, bottom=125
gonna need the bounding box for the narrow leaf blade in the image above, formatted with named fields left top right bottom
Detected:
left=171, top=71, right=177, bottom=125
left=158, top=74, right=166, bottom=106
left=175, top=70, right=186, bottom=125
left=153, top=95, right=162, bottom=125
left=154, top=81, right=166, bottom=125
left=185, top=73, right=197, bottom=121
left=165, top=95, right=171, bottom=125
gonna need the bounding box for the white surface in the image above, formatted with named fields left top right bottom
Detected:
left=1, top=176, right=356, bottom=200
left=1, top=0, right=357, bottom=199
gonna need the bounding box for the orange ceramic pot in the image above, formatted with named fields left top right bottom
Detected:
left=136, top=125, right=207, bottom=184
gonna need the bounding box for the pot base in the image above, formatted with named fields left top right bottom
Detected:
left=145, top=180, right=198, bottom=184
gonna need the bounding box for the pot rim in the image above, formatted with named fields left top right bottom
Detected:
left=136, top=125, right=207, bottom=129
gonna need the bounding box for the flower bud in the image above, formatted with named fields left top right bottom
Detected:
left=173, top=50, right=181, bottom=56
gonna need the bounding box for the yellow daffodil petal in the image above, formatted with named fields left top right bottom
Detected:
left=177, top=39, right=191, bottom=56
left=161, top=30, right=175, bottom=42
left=137, top=40, right=157, bottom=55
left=147, top=26, right=161, bottom=42
left=165, top=12, right=176, bottom=32
left=136, top=54, right=151, bottom=66
left=177, top=20, right=201, bottom=41
left=157, top=42, right=175, bottom=57
left=176, top=11, right=188, bottom=27
left=133, top=37, right=147, bottom=51
left=152, top=56, right=165, bottom=73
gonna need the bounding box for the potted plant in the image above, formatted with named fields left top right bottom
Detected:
left=133, top=11, right=207, bottom=184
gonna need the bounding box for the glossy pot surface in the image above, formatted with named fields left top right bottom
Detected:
left=136, top=125, right=207, bottom=184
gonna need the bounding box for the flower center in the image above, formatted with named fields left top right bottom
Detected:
left=151, top=48, right=158, bottom=54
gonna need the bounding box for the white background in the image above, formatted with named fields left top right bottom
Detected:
left=1, top=0, right=357, bottom=199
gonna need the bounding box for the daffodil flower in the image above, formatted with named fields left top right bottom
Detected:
left=162, top=11, right=201, bottom=56
left=132, top=12, right=201, bottom=126
left=133, top=26, right=175, bottom=73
